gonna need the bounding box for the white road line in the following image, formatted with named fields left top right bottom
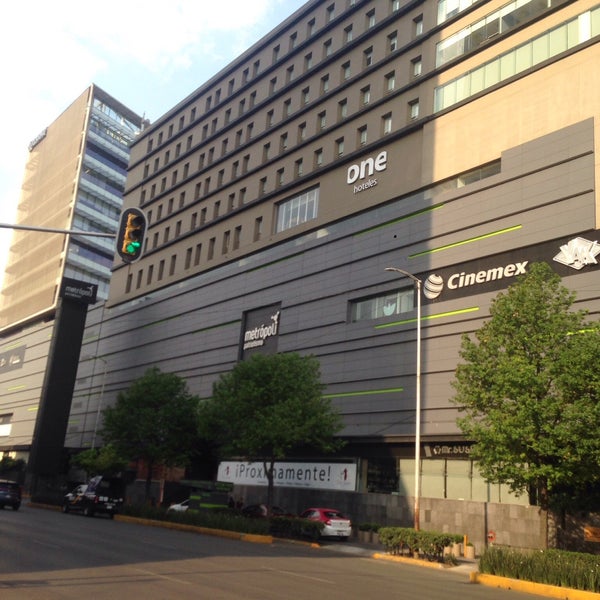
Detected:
left=263, top=567, right=334, bottom=584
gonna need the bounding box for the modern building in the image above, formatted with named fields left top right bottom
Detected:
left=0, top=85, right=143, bottom=470
left=69, top=0, right=599, bottom=507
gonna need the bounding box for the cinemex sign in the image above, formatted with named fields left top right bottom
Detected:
left=347, top=150, right=387, bottom=194
left=421, top=232, right=600, bottom=303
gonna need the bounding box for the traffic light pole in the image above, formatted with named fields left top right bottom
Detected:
left=0, top=223, right=116, bottom=237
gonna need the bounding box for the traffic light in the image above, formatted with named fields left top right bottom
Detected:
left=116, top=208, right=146, bottom=263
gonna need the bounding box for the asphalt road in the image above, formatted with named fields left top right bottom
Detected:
left=0, top=505, right=539, bottom=599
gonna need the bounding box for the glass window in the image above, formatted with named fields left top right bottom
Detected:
left=351, top=288, right=414, bottom=322
left=276, top=187, right=320, bottom=232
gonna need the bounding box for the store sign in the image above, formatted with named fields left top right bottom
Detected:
left=217, top=461, right=357, bottom=491
left=60, top=277, right=98, bottom=305
left=0, top=345, right=25, bottom=374
left=421, top=231, right=600, bottom=303
left=239, top=302, right=282, bottom=359
left=347, top=150, right=387, bottom=194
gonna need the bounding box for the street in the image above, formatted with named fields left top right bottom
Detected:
left=0, top=506, right=539, bottom=599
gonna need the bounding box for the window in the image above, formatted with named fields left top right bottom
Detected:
left=169, top=254, right=176, bottom=276
left=266, top=109, right=274, bottom=128
left=194, top=243, right=202, bottom=266
left=277, top=168, right=285, bottom=187
left=269, top=77, right=277, bottom=94
left=324, top=38, right=333, bottom=57
left=351, top=288, right=414, bottom=322
left=321, top=74, right=330, bottom=94
left=228, top=78, right=235, bottom=95
left=228, top=193, right=235, bottom=212
left=208, top=237, right=215, bottom=260
left=336, top=137, right=345, bottom=157
left=388, top=32, right=398, bottom=53
left=286, top=65, right=294, bottom=83
left=223, top=230, right=231, bottom=253
left=253, top=60, right=260, bottom=76
left=233, top=226, right=242, bottom=250
left=327, top=3, right=335, bottom=22
left=273, top=44, right=280, bottom=62
left=289, top=32, right=297, bottom=50
left=276, top=187, right=320, bottom=232
left=367, top=9, right=376, bottom=28
left=414, top=15, right=424, bottom=36
left=385, top=71, right=396, bottom=92
left=314, top=148, right=324, bottom=167
left=224, top=109, right=231, bottom=125
left=409, top=99, right=420, bottom=120
left=364, top=47, right=373, bottom=68
left=382, top=113, right=393, bottom=135
left=318, top=111, right=326, bottom=130
left=344, top=25, right=353, bottom=43
left=338, top=99, right=348, bottom=119
left=342, top=61, right=351, bottom=80
left=391, top=0, right=400, bottom=12
left=361, top=85, right=371, bottom=105
left=263, top=142, right=271, bottom=162
left=358, top=125, right=367, bottom=146
left=254, top=216, right=263, bottom=241
left=298, top=122, right=307, bottom=141
left=242, top=67, right=249, bottom=83
left=214, top=200, right=221, bottom=219
left=412, top=56, right=423, bottom=77
left=185, top=247, right=192, bottom=269
left=284, top=98, right=292, bottom=116
left=295, top=158, right=304, bottom=177
left=302, top=87, right=310, bottom=105
left=307, top=18, right=316, bottom=36
left=304, top=52, right=313, bottom=71
left=259, top=176, right=267, bottom=195
left=280, top=132, right=288, bottom=152
left=158, top=260, right=165, bottom=281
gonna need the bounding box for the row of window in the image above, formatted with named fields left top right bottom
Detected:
left=435, top=5, right=600, bottom=112
left=436, top=0, right=559, bottom=68
left=145, top=0, right=419, bottom=155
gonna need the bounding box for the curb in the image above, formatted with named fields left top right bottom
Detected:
left=469, top=572, right=600, bottom=600
left=372, top=552, right=457, bottom=570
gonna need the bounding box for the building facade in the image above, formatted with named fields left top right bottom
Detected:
left=0, top=85, right=142, bottom=463
left=68, top=0, right=599, bottom=503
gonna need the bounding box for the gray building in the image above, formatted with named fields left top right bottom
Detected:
left=0, top=85, right=143, bottom=464
left=66, top=0, right=600, bottom=510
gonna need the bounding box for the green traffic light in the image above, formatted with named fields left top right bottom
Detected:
left=125, top=241, right=141, bottom=254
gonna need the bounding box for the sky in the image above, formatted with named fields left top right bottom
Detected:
left=0, top=0, right=308, bottom=287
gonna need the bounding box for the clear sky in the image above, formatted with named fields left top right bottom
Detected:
left=0, top=0, right=308, bottom=287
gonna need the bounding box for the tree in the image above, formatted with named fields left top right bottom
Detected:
left=200, top=352, right=344, bottom=514
left=72, top=444, right=128, bottom=478
left=101, top=367, right=200, bottom=503
left=452, top=262, right=600, bottom=512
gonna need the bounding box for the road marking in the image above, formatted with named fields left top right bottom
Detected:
left=263, top=567, right=334, bottom=584
left=32, top=539, right=61, bottom=550
left=131, top=567, right=192, bottom=585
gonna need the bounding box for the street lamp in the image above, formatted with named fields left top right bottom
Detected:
left=385, top=267, right=422, bottom=531
left=91, top=356, right=108, bottom=449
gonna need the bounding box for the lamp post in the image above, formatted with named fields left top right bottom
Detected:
left=91, top=356, right=108, bottom=449
left=385, top=267, right=422, bottom=531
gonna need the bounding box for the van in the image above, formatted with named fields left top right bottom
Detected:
left=62, top=475, right=124, bottom=518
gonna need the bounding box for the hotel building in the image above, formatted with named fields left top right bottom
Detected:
left=68, top=0, right=599, bottom=504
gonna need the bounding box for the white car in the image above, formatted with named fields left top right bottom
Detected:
left=167, top=499, right=190, bottom=512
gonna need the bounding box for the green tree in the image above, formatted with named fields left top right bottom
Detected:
left=452, top=262, right=600, bottom=513
left=200, top=352, right=344, bottom=514
left=101, top=367, right=200, bottom=503
left=72, top=444, right=128, bottom=478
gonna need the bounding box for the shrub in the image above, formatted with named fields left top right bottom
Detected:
left=479, top=546, right=600, bottom=593
left=378, top=527, right=463, bottom=561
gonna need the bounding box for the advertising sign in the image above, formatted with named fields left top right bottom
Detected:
left=0, top=345, right=25, bottom=374
left=239, top=302, right=282, bottom=359
left=59, top=277, right=98, bottom=305
left=217, top=461, right=357, bottom=491
left=420, top=231, right=600, bottom=304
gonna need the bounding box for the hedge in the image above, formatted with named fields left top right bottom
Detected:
left=378, top=527, right=463, bottom=562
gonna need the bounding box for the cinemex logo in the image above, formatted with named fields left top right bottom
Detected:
left=423, top=261, right=529, bottom=300
left=347, top=151, right=387, bottom=194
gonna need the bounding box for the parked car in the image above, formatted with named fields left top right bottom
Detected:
left=241, top=504, right=294, bottom=518
left=300, top=507, right=352, bottom=540
left=62, top=476, right=124, bottom=518
left=0, top=479, right=21, bottom=510
left=167, top=499, right=190, bottom=513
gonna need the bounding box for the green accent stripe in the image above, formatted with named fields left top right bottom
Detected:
left=409, top=225, right=522, bottom=258
left=374, top=306, right=479, bottom=330
left=7, top=385, right=26, bottom=392
left=323, top=387, right=404, bottom=400
left=356, top=203, right=445, bottom=236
